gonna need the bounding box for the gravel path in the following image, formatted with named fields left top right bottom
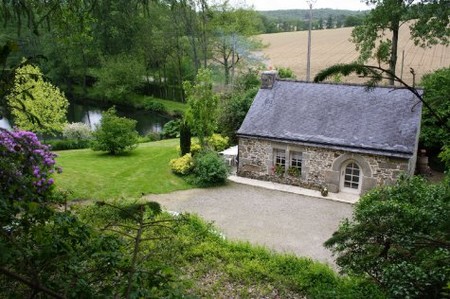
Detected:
left=145, top=182, right=353, bottom=266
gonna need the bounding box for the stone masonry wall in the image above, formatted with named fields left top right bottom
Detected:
left=238, top=137, right=411, bottom=193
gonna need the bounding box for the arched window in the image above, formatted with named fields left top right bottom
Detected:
left=342, top=162, right=361, bottom=192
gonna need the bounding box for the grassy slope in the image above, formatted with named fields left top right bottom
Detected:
left=55, top=139, right=191, bottom=200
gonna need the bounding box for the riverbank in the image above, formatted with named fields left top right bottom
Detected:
left=69, top=87, right=188, bottom=117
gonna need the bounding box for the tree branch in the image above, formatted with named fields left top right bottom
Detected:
left=0, top=267, right=65, bottom=299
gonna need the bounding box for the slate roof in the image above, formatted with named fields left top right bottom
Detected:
left=237, top=80, right=422, bottom=158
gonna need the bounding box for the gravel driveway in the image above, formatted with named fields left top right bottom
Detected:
left=146, top=182, right=353, bottom=266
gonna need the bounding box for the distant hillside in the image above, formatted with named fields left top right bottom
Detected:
left=257, top=9, right=368, bottom=33
left=259, top=9, right=367, bottom=22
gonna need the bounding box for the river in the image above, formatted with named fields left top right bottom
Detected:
left=0, top=101, right=172, bottom=136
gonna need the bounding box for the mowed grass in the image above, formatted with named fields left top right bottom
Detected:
left=55, top=139, right=192, bottom=201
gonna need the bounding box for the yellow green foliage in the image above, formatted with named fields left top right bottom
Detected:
left=177, top=140, right=202, bottom=156
left=169, top=154, right=194, bottom=175
left=207, top=133, right=229, bottom=151
left=7, top=64, right=69, bottom=135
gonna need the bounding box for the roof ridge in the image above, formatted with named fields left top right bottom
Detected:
left=275, top=78, right=424, bottom=91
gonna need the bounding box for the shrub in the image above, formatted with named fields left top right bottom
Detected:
left=144, top=101, right=166, bottom=113
left=0, top=130, right=60, bottom=202
left=276, top=66, right=296, bottom=79
left=91, top=107, right=139, bottom=155
left=162, top=119, right=180, bottom=139
left=191, top=151, right=229, bottom=187
left=207, top=133, right=229, bottom=151
left=177, top=140, right=201, bottom=156
left=62, top=122, right=92, bottom=141
left=169, top=153, right=194, bottom=175
left=47, top=139, right=91, bottom=151
left=325, top=175, right=450, bottom=298
left=138, top=131, right=161, bottom=143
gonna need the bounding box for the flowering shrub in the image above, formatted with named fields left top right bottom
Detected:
left=207, top=133, right=229, bottom=152
left=169, top=154, right=194, bottom=175
left=63, top=122, right=92, bottom=140
left=0, top=129, right=60, bottom=201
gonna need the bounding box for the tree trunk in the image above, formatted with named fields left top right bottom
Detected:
left=389, top=21, right=399, bottom=86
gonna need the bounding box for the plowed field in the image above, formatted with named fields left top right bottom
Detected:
left=257, top=26, right=450, bottom=85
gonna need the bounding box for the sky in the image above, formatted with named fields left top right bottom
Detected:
left=233, top=0, right=374, bottom=11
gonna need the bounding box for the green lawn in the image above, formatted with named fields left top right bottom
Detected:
left=55, top=139, right=192, bottom=200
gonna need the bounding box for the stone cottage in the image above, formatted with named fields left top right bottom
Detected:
left=236, top=71, right=422, bottom=195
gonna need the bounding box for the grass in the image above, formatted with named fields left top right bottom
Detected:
left=55, top=139, right=192, bottom=200
left=76, top=204, right=385, bottom=298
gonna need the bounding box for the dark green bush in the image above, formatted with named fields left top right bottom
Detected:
left=191, top=151, right=229, bottom=187
left=46, top=139, right=91, bottom=151
left=162, top=119, right=181, bottom=139
left=91, top=107, right=139, bottom=155
left=144, top=101, right=167, bottom=113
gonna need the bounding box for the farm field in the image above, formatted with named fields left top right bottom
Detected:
left=257, top=26, right=450, bottom=85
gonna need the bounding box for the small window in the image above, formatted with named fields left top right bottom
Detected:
left=290, top=151, right=302, bottom=174
left=274, top=149, right=286, bottom=167
left=343, top=162, right=360, bottom=189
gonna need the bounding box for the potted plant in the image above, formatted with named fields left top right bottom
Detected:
left=321, top=186, right=328, bottom=197
left=287, top=166, right=300, bottom=177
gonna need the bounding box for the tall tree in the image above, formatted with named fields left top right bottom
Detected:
left=352, top=0, right=449, bottom=85
left=183, top=68, right=218, bottom=147
left=210, top=5, right=262, bottom=85
left=7, top=64, right=69, bottom=136
left=326, top=15, right=333, bottom=29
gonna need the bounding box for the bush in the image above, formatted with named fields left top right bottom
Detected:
left=62, top=122, right=92, bottom=141
left=0, top=130, right=60, bottom=202
left=144, top=101, right=167, bottom=113
left=325, top=175, right=450, bottom=298
left=191, top=151, right=229, bottom=187
left=138, top=131, right=161, bottom=143
left=276, top=66, right=296, bottom=79
left=218, top=87, right=258, bottom=143
left=169, top=154, right=194, bottom=175
left=207, top=133, right=229, bottom=151
left=178, top=140, right=201, bottom=156
left=162, top=119, right=180, bottom=139
left=47, top=139, right=91, bottom=151
left=91, top=107, right=139, bottom=155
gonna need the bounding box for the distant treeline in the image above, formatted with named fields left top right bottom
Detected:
left=257, top=9, right=368, bottom=33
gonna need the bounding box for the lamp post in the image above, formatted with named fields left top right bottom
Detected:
left=306, top=0, right=316, bottom=81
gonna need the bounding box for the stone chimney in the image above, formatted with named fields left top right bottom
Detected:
left=261, top=70, right=278, bottom=89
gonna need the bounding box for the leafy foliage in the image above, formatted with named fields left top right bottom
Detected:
left=191, top=150, right=229, bottom=187
left=325, top=175, right=450, bottom=298
left=169, top=153, right=194, bottom=175
left=91, top=107, right=139, bottom=155
left=62, top=122, right=92, bottom=141
left=420, top=67, right=450, bottom=153
left=351, top=0, right=449, bottom=84
left=92, top=54, right=145, bottom=101
left=46, top=138, right=91, bottom=151
left=277, top=66, right=296, bottom=79
left=7, top=64, right=69, bottom=136
left=218, top=86, right=258, bottom=143
left=0, top=130, right=59, bottom=202
left=184, top=69, right=219, bottom=147
left=207, top=133, right=229, bottom=152
left=162, top=119, right=181, bottom=139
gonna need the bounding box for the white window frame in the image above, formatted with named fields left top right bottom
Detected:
left=341, top=161, right=362, bottom=193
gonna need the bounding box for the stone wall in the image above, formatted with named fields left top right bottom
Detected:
left=237, top=137, right=412, bottom=194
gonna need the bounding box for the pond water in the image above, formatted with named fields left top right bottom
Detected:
left=0, top=101, right=172, bottom=136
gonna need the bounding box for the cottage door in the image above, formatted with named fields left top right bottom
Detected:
left=340, top=161, right=362, bottom=194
